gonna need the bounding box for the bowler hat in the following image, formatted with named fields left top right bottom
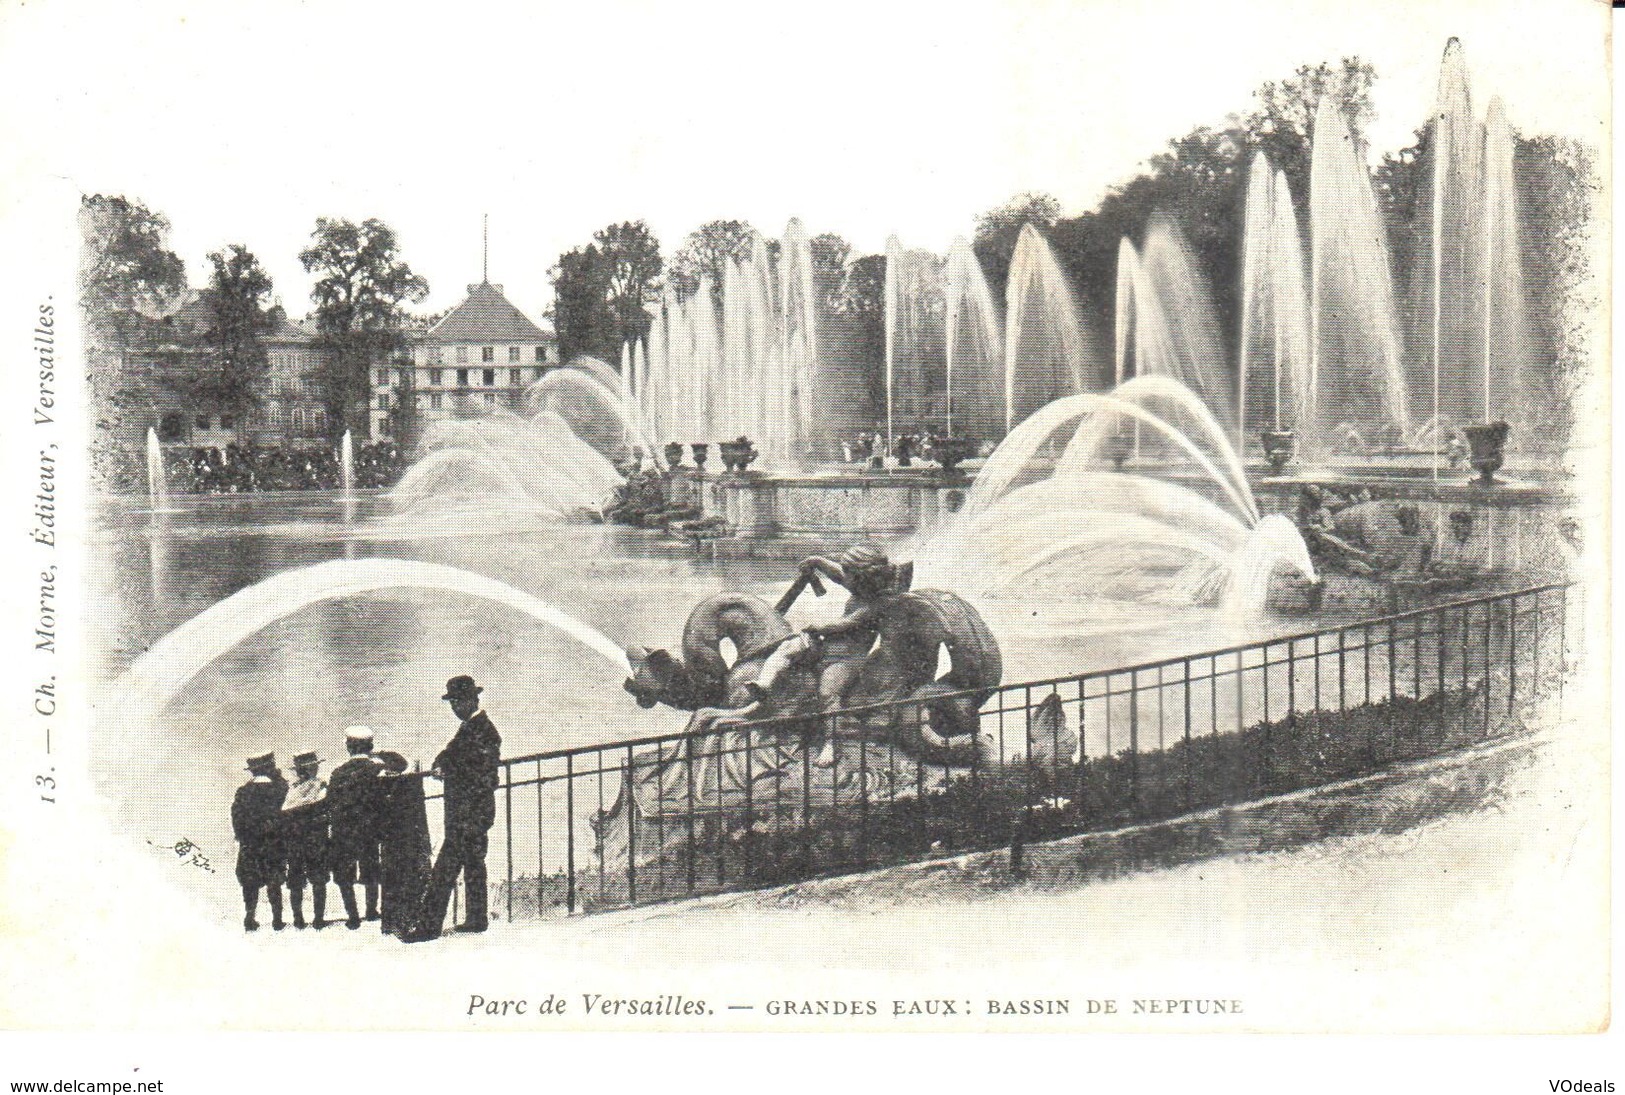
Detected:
left=442, top=674, right=484, bottom=701
left=292, top=750, right=322, bottom=768
left=245, top=751, right=277, bottom=774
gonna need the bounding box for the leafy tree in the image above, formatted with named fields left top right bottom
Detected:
left=299, top=217, right=428, bottom=438
left=833, top=252, right=888, bottom=418
left=79, top=194, right=187, bottom=353
left=548, top=243, right=615, bottom=364
left=595, top=220, right=663, bottom=349
left=810, top=232, right=852, bottom=310
left=201, top=244, right=274, bottom=417
left=549, top=221, right=664, bottom=365
left=1244, top=58, right=1378, bottom=201
left=78, top=194, right=188, bottom=474
left=668, top=219, right=756, bottom=300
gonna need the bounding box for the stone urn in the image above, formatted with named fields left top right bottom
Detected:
left=1261, top=428, right=1296, bottom=475
left=1463, top=421, right=1510, bottom=486
left=690, top=442, right=709, bottom=471
left=663, top=441, right=684, bottom=469
left=930, top=435, right=977, bottom=478
left=718, top=436, right=759, bottom=475
left=1103, top=432, right=1133, bottom=471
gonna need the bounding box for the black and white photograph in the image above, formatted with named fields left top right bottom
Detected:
left=0, top=0, right=1613, bottom=1084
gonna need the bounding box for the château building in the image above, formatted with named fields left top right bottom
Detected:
left=370, top=280, right=557, bottom=441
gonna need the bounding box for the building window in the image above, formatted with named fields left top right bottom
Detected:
left=455, top=346, right=468, bottom=363
left=159, top=412, right=185, bottom=441
left=196, top=414, right=211, bottom=431
left=456, top=368, right=469, bottom=387
left=313, top=409, right=327, bottom=432
left=481, top=346, right=494, bottom=363
left=429, top=393, right=443, bottom=410
left=376, top=368, right=389, bottom=385
left=507, top=390, right=523, bottom=408
left=508, top=346, right=521, bottom=363
left=482, top=368, right=495, bottom=386
left=378, top=393, right=390, bottom=410
left=220, top=413, right=235, bottom=430
left=292, top=409, right=306, bottom=433
left=509, top=368, right=522, bottom=386
left=534, top=346, right=546, bottom=363
left=429, top=368, right=443, bottom=386
left=483, top=392, right=495, bottom=407
left=429, top=346, right=443, bottom=365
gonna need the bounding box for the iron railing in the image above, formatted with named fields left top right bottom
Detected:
left=423, top=582, right=1573, bottom=926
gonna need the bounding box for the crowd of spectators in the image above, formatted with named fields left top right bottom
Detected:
left=103, top=439, right=409, bottom=495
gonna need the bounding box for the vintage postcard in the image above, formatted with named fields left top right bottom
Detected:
left=0, top=0, right=1612, bottom=1056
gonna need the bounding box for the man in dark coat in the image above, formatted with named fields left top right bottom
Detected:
left=281, top=750, right=330, bottom=929
left=231, top=751, right=288, bottom=932
left=327, top=726, right=385, bottom=929
left=402, top=675, right=501, bottom=942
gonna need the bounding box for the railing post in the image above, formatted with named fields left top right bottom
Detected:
left=685, top=736, right=697, bottom=894
left=1127, top=669, right=1139, bottom=816
left=1531, top=589, right=1542, bottom=693
left=742, top=725, right=754, bottom=882
left=1434, top=603, right=1446, bottom=701
left=714, top=731, right=726, bottom=886
left=1312, top=632, right=1321, bottom=711
left=625, top=744, right=637, bottom=905
left=1508, top=591, right=1518, bottom=716
left=504, top=762, right=514, bottom=923
left=1182, top=657, right=1192, bottom=811
left=1337, top=628, right=1346, bottom=712
left=546, top=753, right=552, bottom=909
left=1387, top=618, right=1397, bottom=706
left=1412, top=614, right=1422, bottom=699
left=564, top=753, right=576, bottom=914
left=1260, top=645, right=1272, bottom=796
left=802, top=723, right=814, bottom=875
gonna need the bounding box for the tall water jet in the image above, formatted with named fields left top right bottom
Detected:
left=1239, top=155, right=1311, bottom=449
left=1481, top=95, right=1527, bottom=427
left=689, top=274, right=722, bottom=442
left=632, top=338, right=646, bottom=414
left=884, top=234, right=902, bottom=447
left=1114, top=238, right=1138, bottom=388
left=1429, top=36, right=1482, bottom=448
left=720, top=256, right=748, bottom=440
left=644, top=296, right=669, bottom=441
left=339, top=429, right=354, bottom=495
left=1135, top=214, right=1232, bottom=433
left=1004, top=224, right=1093, bottom=433
left=780, top=218, right=819, bottom=460
left=943, top=236, right=1003, bottom=439
left=145, top=427, right=168, bottom=510
left=1309, top=94, right=1410, bottom=455
left=744, top=232, right=784, bottom=463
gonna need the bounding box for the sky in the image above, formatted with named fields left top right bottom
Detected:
left=0, top=0, right=1608, bottom=322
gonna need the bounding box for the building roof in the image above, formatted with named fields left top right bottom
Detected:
left=266, top=307, right=318, bottom=345
left=425, top=281, right=552, bottom=344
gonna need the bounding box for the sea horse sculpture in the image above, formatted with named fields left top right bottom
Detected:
left=624, top=552, right=1003, bottom=764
